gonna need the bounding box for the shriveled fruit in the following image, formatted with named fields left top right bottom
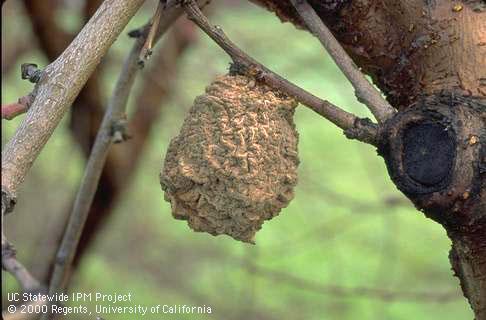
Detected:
left=160, top=74, right=299, bottom=243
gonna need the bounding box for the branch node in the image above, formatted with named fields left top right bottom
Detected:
left=111, top=118, right=130, bottom=144
left=229, top=61, right=249, bottom=76
left=21, top=63, right=42, bottom=83
left=1, top=94, right=34, bottom=120
left=344, top=117, right=379, bottom=145
left=55, top=251, right=68, bottom=266
left=138, top=48, right=153, bottom=66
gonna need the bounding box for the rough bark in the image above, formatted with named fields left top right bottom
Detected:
left=251, top=0, right=485, bottom=318
left=450, top=222, right=486, bottom=320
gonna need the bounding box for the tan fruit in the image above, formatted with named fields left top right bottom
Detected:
left=160, top=74, right=299, bottom=243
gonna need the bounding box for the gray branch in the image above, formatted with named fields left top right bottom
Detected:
left=1, top=0, right=146, bottom=207
left=45, top=0, right=210, bottom=306
left=1, top=0, right=145, bottom=315
left=183, top=0, right=378, bottom=145
left=289, top=0, right=396, bottom=122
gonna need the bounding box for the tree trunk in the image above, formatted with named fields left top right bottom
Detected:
left=250, top=0, right=486, bottom=318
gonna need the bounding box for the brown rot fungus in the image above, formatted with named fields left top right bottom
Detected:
left=160, top=74, right=299, bottom=243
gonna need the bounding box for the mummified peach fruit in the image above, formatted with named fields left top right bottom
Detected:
left=160, top=74, right=299, bottom=243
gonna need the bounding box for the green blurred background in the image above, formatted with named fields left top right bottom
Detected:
left=1, top=0, right=472, bottom=319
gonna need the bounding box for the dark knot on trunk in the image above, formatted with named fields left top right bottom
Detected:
left=377, top=91, right=485, bottom=229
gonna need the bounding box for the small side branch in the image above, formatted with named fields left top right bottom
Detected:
left=289, top=0, right=396, bottom=123
left=45, top=1, right=210, bottom=305
left=139, top=1, right=164, bottom=64
left=1, top=0, right=146, bottom=210
left=2, top=65, right=40, bottom=120
left=1, top=95, right=33, bottom=120
left=2, top=1, right=146, bottom=312
left=46, top=30, right=148, bottom=300
left=41, top=32, right=144, bottom=320
left=2, top=236, right=41, bottom=293
left=183, top=0, right=378, bottom=145
left=2, top=192, right=42, bottom=308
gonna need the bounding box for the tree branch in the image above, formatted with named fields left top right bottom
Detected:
left=70, top=18, right=199, bottom=274
left=23, top=0, right=108, bottom=159
left=32, top=1, right=208, bottom=290
left=41, top=26, right=147, bottom=320
left=139, top=1, right=164, bottom=64
left=122, top=18, right=197, bottom=173
left=288, top=0, right=396, bottom=122
left=1, top=192, right=42, bottom=314
left=2, top=1, right=145, bottom=310
left=1, top=235, right=41, bottom=293
left=1, top=95, right=33, bottom=120
left=45, top=1, right=209, bottom=302
left=46, top=29, right=148, bottom=304
left=1, top=0, right=146, bottom=209
left=21, top=0, right=122, bottom=285
left=183, top=0, right=378, bottom=145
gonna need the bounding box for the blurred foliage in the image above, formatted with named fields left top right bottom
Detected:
left=1, top=1, right=472, bottom=319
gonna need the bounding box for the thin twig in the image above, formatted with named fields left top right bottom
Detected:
left=123, top=18, right=197, bottom=173
left=1, top=0, right=146, bottom=210
left=139, top=1, right=164, bottom=64
left=1, top=102, right=28, bottom=121
left=46, top=0, right=209, bottom=306
left=40, top=33, right=143, bottom=320
left=2, top=65, right=40, bottom=120
left=1, top=236, right=41, bottom=292
left=46, top=32, right=146, bottom=301
left=183, top=0, right=378, bottom=145
left=289, top=0, right=396, bottom=123
left=1, top=95, right=34, bottom=120
left=50, top=14, right=200, bottom=276
left=2, top=1, right=145, bottom=313
left=1, top=193, right=42, bottom=317
left=21, top=0, right=122, bottom=285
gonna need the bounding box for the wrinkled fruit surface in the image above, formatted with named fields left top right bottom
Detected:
left=160, top=75, right=299, bottom=243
